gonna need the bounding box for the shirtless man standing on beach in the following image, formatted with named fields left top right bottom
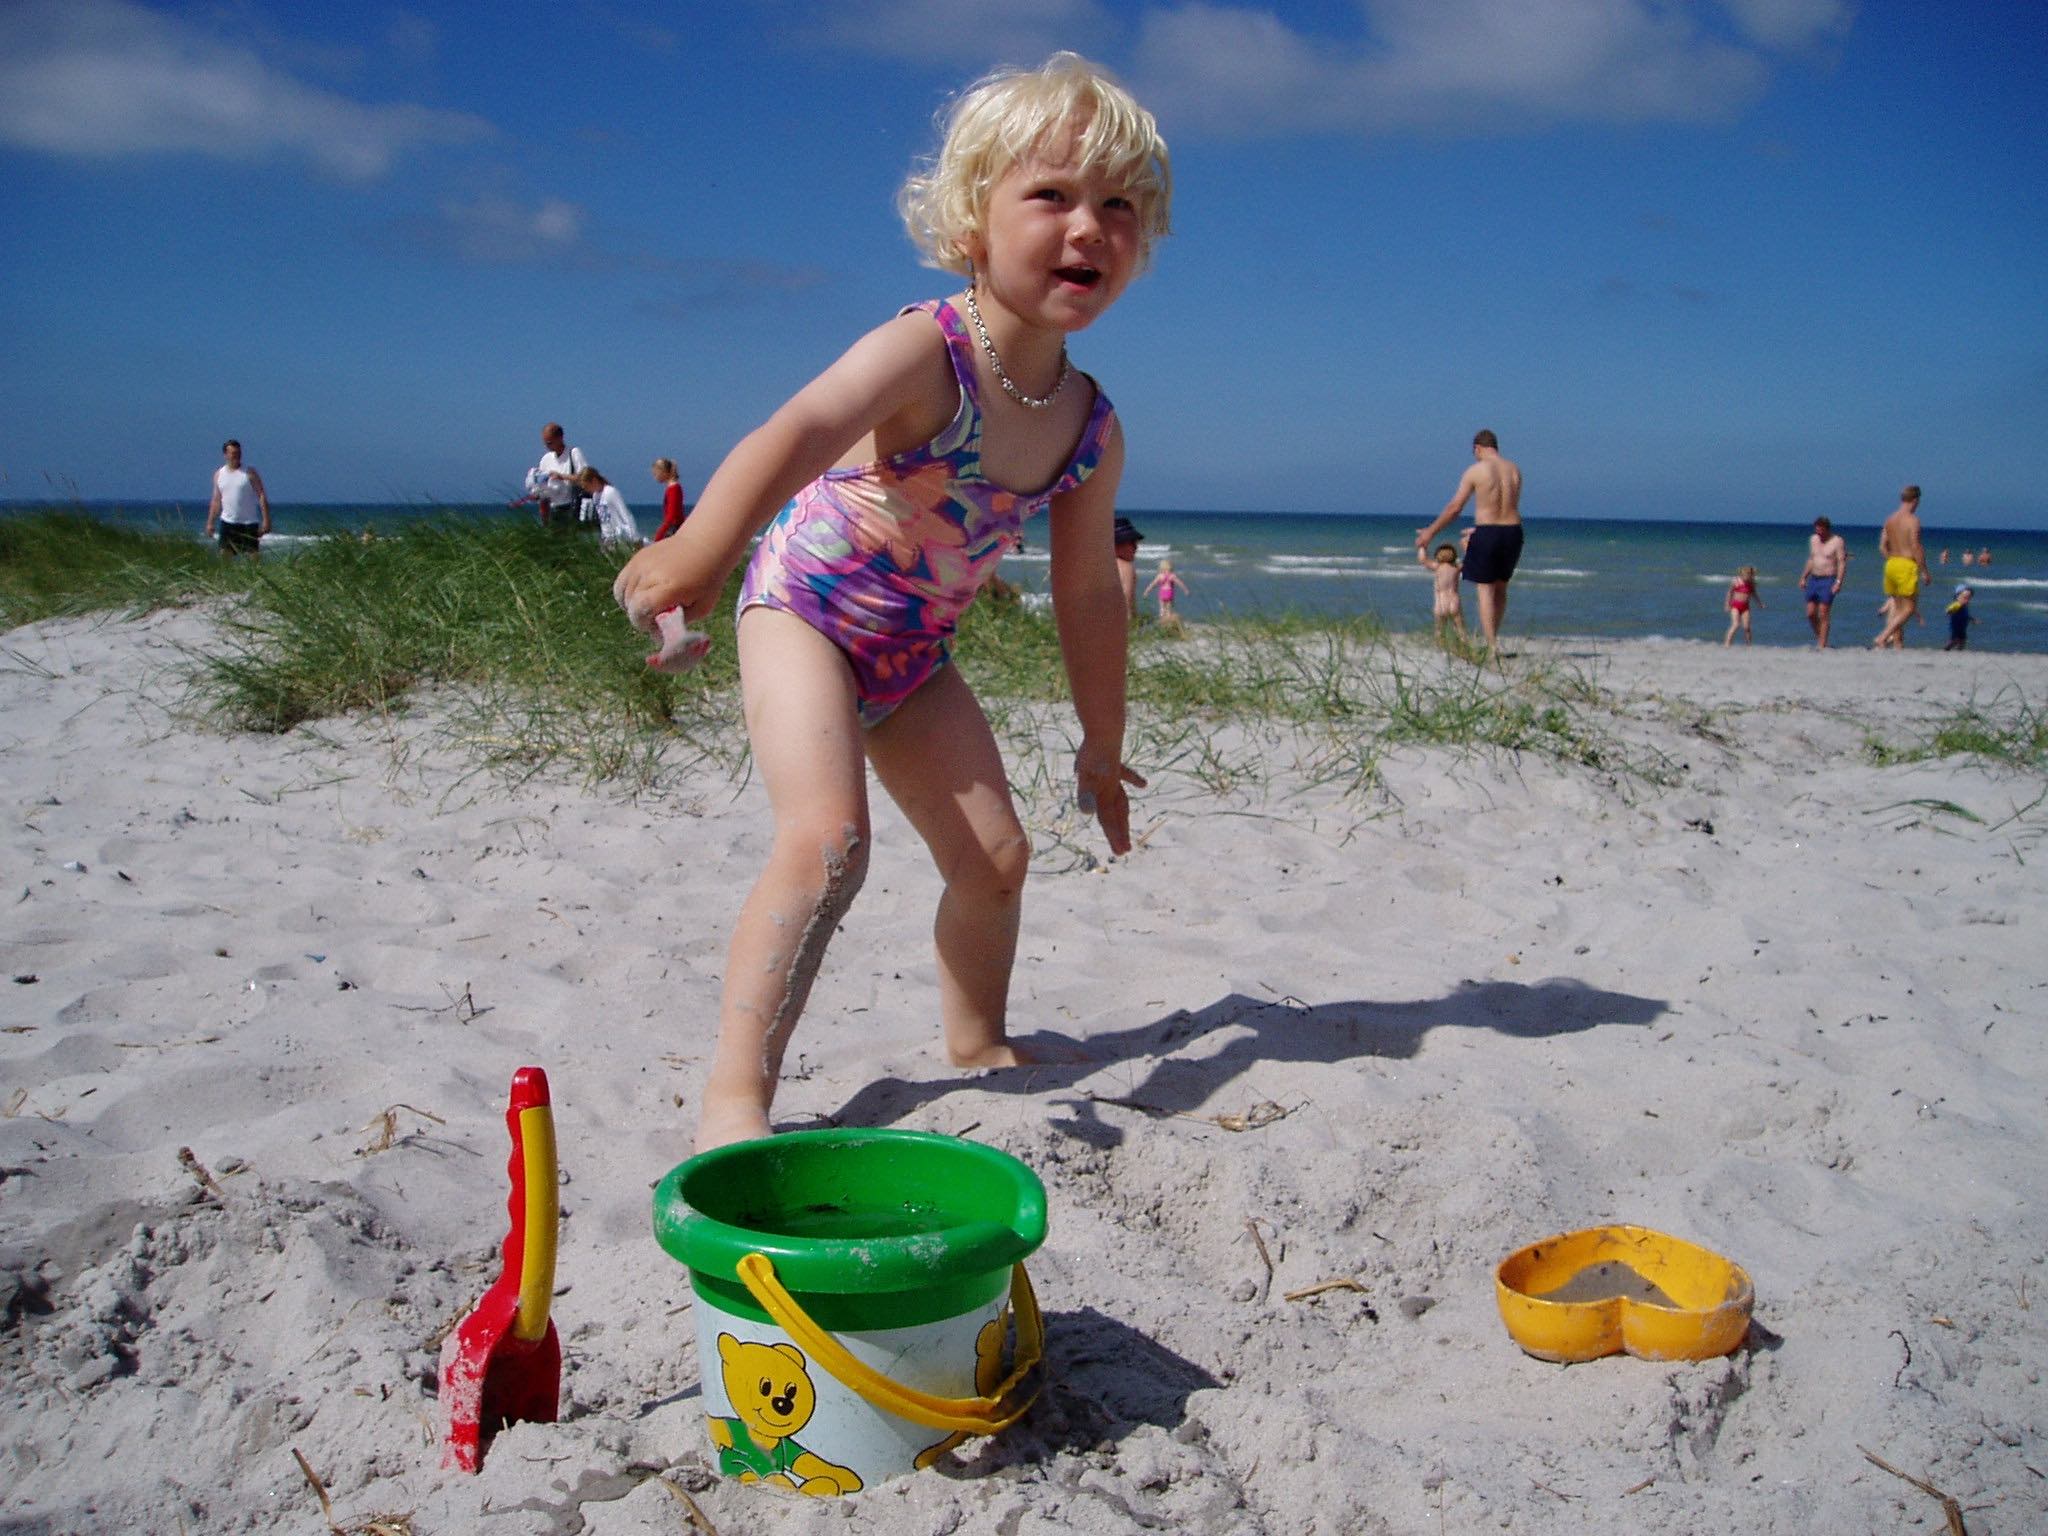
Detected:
left=1799, top=516, right=1848, bottom=648
left=1873, top=486, right=1930, bottom=649
left=1417, top=429, right=1522, bottom=658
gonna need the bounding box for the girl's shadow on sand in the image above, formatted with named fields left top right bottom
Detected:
left=826, top=977, right=1668, bottom=1147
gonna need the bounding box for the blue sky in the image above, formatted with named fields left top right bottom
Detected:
left=3, top=0, right=2043, bottom=527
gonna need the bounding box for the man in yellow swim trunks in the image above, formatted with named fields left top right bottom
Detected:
left=1873, top=485, right=1930, bottom=649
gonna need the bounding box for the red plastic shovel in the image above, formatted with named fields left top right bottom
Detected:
left=440, top=1066, right=561, bottom=1471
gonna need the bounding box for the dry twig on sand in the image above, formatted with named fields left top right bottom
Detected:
left=292, top=1447, right=417, bottom=1536
left=177, top=1146, right=229, bottom=1203
left=292, top=1449, right=340, bottom=1531
left=1212, top=1100, right=1297, bottom=1132
left=357, top=1103, right=446, bottom=1156
left=1283, top=1277, right=1368, bottom=1302
left=1244, top=1218, right=1276, bottom=1300
left=659, top=1476, right=721, bottom=1535
left=1860, top=1447, right=1969, bottom=1536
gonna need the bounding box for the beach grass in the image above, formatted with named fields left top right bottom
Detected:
left=1864, top=689, right=2048, bottom=771
left=185, top=521, right=745, bottom=786
left=2, top=514, right=1913, bottom=803
left=0, top=509, right=250, bottom=627
left=959, top=596, right=1675, bottom=803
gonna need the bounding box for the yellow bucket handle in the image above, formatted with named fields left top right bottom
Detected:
left=735, top=1252, right=1043, bottom=1435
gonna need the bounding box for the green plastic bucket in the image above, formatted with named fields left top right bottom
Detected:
left=653, top=1128, right=1047, bottom=1495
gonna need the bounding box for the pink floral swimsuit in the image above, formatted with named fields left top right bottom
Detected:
left=739, top=298, right=1116, bottom=726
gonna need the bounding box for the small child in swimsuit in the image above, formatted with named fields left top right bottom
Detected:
left=1142, top=559, right=1188, bottom=632
left=1723, top=565, right=1761, bottom=646
left=1422, top=542, right=1464, bottom=642
left=613, top=53, right=1172, bottom=1151
left=1944, top=585, right=1975, bottom=651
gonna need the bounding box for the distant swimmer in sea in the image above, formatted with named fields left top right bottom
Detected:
left=1416, top=428, right=1522, bottom=660
left=1142, top=558, right=1189, bottom=632
left=206, top=439, right=271, bottom=560
left=1420, top=540, right=1465, bottom=643
left=1873, top=486, right=1931, bottom=650
left=1723, top=565, right=1762, bottom=646
left=1799, top=517, right=1848, bottom=648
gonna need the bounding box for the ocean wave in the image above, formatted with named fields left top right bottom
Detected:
left=1958, top=576, right=2048, bottom=590
left=1519, top=567, right=1594, bottom=580
left=1257, top=560, right=1421, bottom=580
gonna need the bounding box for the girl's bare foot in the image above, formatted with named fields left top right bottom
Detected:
left=946, top=1033, right=1091, bottom=1070
left=694, top=1100, right=774, bottom=1154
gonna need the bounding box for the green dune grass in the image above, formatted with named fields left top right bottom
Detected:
left=8, top=511, right=2037, bottom=797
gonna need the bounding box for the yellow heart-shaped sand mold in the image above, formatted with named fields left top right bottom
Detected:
left=1495, top=1224, right=1753, bottom=1363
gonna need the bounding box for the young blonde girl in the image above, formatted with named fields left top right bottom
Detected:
left=575, top=466, right=642, bottom=549
left=1141, top=558, right=1189, bottom=631
left=614, top=54, right=1171, bottom=1150
left=1724, top=564, right=1761, bottom=645
left=651, top=457, right=687, bottom=541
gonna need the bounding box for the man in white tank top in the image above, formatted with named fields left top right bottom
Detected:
left=206, top=439, right=272, bottom=559
left=535, top=422, right=590, bottom=529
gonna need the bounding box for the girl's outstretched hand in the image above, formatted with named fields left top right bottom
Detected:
left=613, top=536, right=722, bottom=633
left=1074, top=744, right=1146, bottom=856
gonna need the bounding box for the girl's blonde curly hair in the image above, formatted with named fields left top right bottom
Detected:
left=898, top=53, right=1172, bottom=276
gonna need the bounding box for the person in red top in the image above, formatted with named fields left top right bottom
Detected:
left=652, top=458, right=687, bottom=540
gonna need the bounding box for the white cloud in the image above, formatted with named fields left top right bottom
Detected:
left=384, top=193, right=594, bottom=267
left=805, top=0, right=1122, bottom=67
left=1719, top=0, right=1856, bottom=52
left=0, top=0, right=490, bottom=181
left=1127, top=0, right=1843, bottom=139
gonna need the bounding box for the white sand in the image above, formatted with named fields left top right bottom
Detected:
left=3, top=609, right=2044, bottom=1534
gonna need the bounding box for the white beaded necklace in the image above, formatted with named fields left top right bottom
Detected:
left=962, top=286, right=1071, bottom=410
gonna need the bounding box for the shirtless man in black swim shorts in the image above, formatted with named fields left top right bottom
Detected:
left=1417, top=429, right=1523, bottom=658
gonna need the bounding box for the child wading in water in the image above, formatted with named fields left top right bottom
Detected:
left=1421, top=542, right=1464, bottom=642
left=1142, top=559, right=1189, bottom=632
left=1724, top=565, right=1761, bottom=645
left=614, top=54, right=1171, bottom=1151
left=1945, top=585, right=1976, bottom=650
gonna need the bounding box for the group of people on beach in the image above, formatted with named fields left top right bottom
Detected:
left=1771, top=488, right=1980, bottom=651
left=520, top=421, right=689, bottom=549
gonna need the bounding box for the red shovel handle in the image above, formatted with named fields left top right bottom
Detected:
left=501, top=1067, right=558, bottom=1341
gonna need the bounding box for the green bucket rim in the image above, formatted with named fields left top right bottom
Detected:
left=653, top=1128, right=1047, bottom=1297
